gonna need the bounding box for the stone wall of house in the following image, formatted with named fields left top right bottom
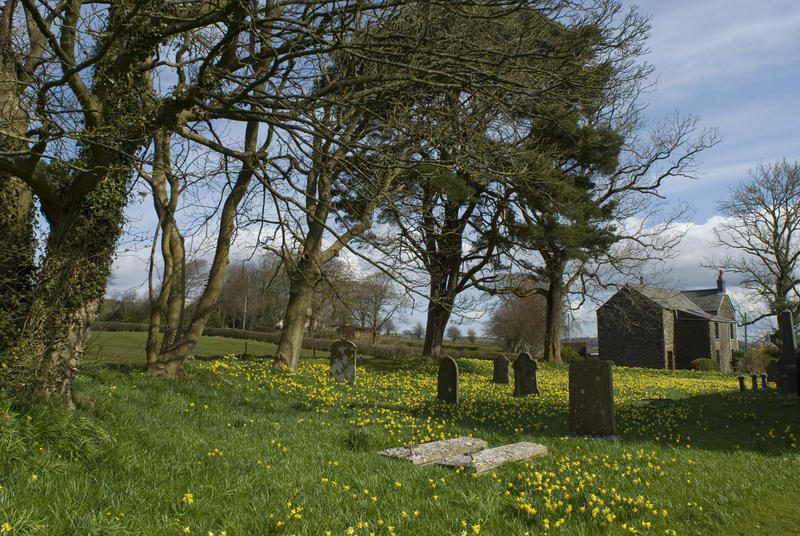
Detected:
left=662, top=309, right=675, bottom=369
left=597, top=288, right=665, bottom=368
left=710, top=321, right=734, bottom=372
left=675, top=316, right=710, bottom=369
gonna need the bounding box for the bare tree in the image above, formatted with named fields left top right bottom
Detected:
left=487, top=292, right=549, bottom=354
left=713, top=159, right=800, bottom=333
left=411, top=322, right=425, bottom=339
left=466, top=328, right=477, bottom=343
left=347, top=273, right=405, bottom=343
left=446, top=325, right=461, bottom=343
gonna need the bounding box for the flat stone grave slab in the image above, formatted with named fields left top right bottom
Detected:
left=436, top=442, right=548, bottom=475
left=378, top=437, right=487, bottom=465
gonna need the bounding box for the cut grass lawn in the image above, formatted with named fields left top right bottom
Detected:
left=1, top=343, right=799, bottom=535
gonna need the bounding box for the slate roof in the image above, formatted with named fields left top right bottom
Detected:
left=682, top=289, right=725, bottom=314
left=626, top=284, right=732, bottom=322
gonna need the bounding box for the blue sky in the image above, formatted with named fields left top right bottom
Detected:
left=633, top=0, right=800, bottom=222
left=108, top=0, right=800, bottom=339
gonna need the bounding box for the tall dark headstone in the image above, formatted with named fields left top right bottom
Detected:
left=569, top=359, right=617, bottom=437
left=493, top=355, right=510, bottom=384
left=778, top=310, right=799, bottom=395
left=437, top=356, right=459, bottom=404
left=738, top=376, right=746, bottom=391
left=750, top=374, right=759, bottom=390
left=513, top=352, right=540, bottom=396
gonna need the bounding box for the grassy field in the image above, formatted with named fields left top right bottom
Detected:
left=82, top=330, right=499, bottom=366
left=1, top=339, right=799, bottom=535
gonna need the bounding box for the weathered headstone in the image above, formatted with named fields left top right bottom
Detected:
left=760, top=374, right=768, bottom=388
left=493, top=355, right=510, bottom=384
left=330, top=339, right=357, bottom=384
left=778, top=310, right=799, bottom=395
left=766, top=359, right=779, bottom=384
left=751, top=374, right=759, bottom=390
left=436, top=442, right=548, bottom=474
left=569, top=359, right=617, bottom=437
left=513, top=352, right=540, bottom=397
left=437, top=356, right=459, bottom=403
left=378, top=437, right=487, bottom=465
left=738, top=375, right=746, bottom=391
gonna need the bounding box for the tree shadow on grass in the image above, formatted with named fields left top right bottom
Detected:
left=349, top=370, right=800, bottom=457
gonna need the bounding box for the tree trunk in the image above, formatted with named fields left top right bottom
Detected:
left=146, top=117, right=259, bottom=378
left=10, top=177, right=127, bottom=409
left=543, top=279, right=564, bottom=363
left=0, top=178, right=36, bottom=352
left=423, top=299, right=452, bottom=359
left=273, top=269, right=316, bottom=370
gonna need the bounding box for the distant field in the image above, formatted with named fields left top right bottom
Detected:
left=83, top=329, right=503, bottom=366
left=84, top=330, right=324, bottom=365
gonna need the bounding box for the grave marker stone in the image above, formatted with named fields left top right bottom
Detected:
left=760, top=374, right=768, bottom=388
left=569, top=359, right=617, bottom=437
left=513, top=352, right=540, bottom=396
left=766, top=360, right=779, bottom=384
left=378, top=437, right=487, bottom=465
left=436, top=442, right=548, bottom=474
left=330, top=339, right=357, bottom=383
left=738, top=376, right=746, bottom=391
left=751, top=374, right=759, bottom=390
left=438, top=356, right=459, bottom=403
left=493, top=355, right=510, bottom=384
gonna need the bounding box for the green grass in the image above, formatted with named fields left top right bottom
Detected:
left=1, top=353, right=799, bottom=535
left=83, top=331, right=326, bottom=366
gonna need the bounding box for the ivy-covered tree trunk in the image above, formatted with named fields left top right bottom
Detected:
left=0, top=178, right=36, bottom=353
left=13, top=176, right=127, bottom=409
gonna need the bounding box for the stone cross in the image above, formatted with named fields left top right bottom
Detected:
left=437, top=356, right=459, bottom=403
left=569, top=359, right=617, bottom=437
left=513, top=352, right=540, bottom=397
left=492, top=355, right=510, bottom=384
left=330, top=339, right=357, bottom=383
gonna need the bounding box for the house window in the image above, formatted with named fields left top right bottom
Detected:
left=730, top=324, right=735, bottom=340
left=716, top=350, right=720, bottom=362
left=715, top=322, right=719, bottom=339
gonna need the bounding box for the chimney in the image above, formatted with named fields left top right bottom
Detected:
left=717, top=269, right=725, bottom=293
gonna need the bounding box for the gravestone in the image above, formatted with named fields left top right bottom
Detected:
left=437, top=356, right=459, bottom=403
left=378, top=437, right=486, bottom=465
left=738, top=376, right=746, bottom=391
left=436, top=442, right=548, bottom=474
left=569, top=359, right=617, bottom=437
left=751, top=374, right=759, bottom=390
left=766, top=360, right=779, bottom=384
left=513, top=352, right=540, bottom=396
left=760, top=374, right=768, bottom=388
left=493, top=355, right=510, bottom=384
left=330, top=339, right=357, bottom=383
left=778, top=310, right=799, bottom=395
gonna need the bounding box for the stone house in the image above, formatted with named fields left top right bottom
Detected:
left=596, top=272, right=737, bottom=372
